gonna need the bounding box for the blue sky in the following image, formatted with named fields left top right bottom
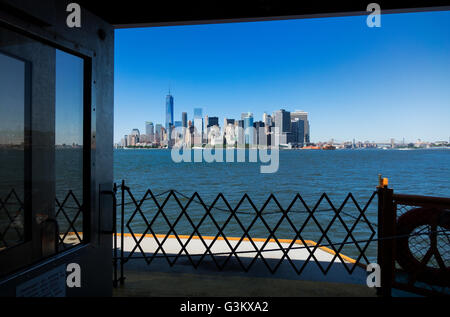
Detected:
left=114, top=10, right=450, bottom=144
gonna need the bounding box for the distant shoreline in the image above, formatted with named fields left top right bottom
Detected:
left=114, top=146, right=450, bottom=151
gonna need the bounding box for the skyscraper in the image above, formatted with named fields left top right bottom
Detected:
left=273, top=109, right=291, bottom=133
left=130, top=129, right=140, bottom=145
left=194, top=108, right=203, bottom=119
left=193, top=108, right=203, bottom=145
left=131, top=128, right=140, bottom=139
left=207, top=116, right=219, bottom=128
left=237, top=120, right=245, bottom=146
left=242, top=112, right=254, bottom=145
left=155, top=124, right=162, bottom=143
left=173, top=121, right=183, bottom=145
left=290, top=119, right=305, bottom=147
left=263, top=112, right=272, bottom=134
left=165, top=93, right=174, bottom=139
left=145, top=121, right=154, bottom=142
left=253, top=121, right=265, bottom=146
left=224, top=118, right=235, bottom=126
left=273, top=109, right=291, bottom=145
left=182, top=112, right=187, bottom=128
left=291, top=110, right=310, bottom=144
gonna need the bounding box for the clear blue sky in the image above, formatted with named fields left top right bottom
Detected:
left=114, top=10, right=450, bottom=144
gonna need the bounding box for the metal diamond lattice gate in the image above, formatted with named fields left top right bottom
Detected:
left=110, top=180, right=380, bottom=284
left=108, top=180, right=450, bottom=296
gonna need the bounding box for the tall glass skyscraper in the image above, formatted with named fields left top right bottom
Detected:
left=193, top=108, right=203, bottom=145
left=291, top=111, right=309, bottom=144
left=272, top=109, right=291, bottom=145
left=290, top=119, right=305, bottom=146
left=181, top=112, right=187, bottom=128
left=145, top=121, right=154, bottom=142
left=166, top=93, right=174, bottom=140
left=242, top=112, right=254, bottom=145
left=194, top=108, right=202, bottom=119
left=155, top=124, right=162, bottom=143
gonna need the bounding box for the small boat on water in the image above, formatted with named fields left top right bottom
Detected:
left=302, top=145, right=321, bottom=150
left=322, top=144, right=336, bottom=150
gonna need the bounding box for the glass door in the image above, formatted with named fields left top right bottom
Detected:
left=0, top=25, right=89, bottom=278
left=0, top=49, right=33, bottom=274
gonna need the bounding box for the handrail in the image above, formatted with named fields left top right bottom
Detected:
left=393, top=194, right=450, bottom=207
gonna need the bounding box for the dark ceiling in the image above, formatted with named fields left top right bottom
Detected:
left=78, top=0, right=450, bottom=27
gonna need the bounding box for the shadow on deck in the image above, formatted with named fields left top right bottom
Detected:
left=113, top=251, right=377, bottom=297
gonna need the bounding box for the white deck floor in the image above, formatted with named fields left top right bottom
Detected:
left=114, top=234, right=370, bottom=285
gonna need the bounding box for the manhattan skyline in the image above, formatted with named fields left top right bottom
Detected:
left=114, top=10, right=450, bottom=144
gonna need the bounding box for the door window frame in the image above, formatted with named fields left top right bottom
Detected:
left=0, top=21, right=94, bottom=278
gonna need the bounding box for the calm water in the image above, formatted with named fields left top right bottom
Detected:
left=114, top=148, right=450, bottom=261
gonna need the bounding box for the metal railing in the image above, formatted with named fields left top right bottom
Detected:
left=110, top=180, right=450, bottom=296
left=111, top=180, right=379, bottom=286
left=0, top=189, right=84, bottom=251
left=2, top=180, right=448, bottom=296
left=377, top=186, right=450, bottom=296
left=0, top=189, right=25, bottom=249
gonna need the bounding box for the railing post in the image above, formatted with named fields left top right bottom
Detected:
left=112, top=182, right=118, bottom=287
left=99, top=184, right=119, bottom=287
left=120, top=179, right=125, bottom=285
left=377, top=176, right=396, bottom=297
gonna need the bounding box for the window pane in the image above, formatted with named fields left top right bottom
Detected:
left=0, top=27, right=88, bottom=275
left=0, top=52, right=27, bottom=250
left=55, top=49, right=84, bottom=249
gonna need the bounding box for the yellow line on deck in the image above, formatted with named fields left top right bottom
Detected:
left=66, top=232, right=364, bottom=268
left=121, top=233, right=362, bottom=268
